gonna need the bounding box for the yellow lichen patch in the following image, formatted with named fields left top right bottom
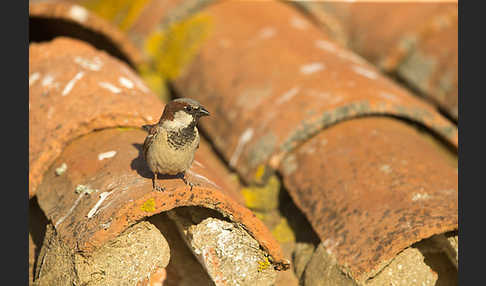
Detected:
left=271, top=217, right=296, bottom=244
left=254, top=164, right=267, bottom=184
left=116, top=127, right=136, bottom=132
left=138, top=64, right=170, bottom=102
left=82, top=0, right=150, bottom=31
left=257, top=257, right=271, bottom=272
left=143, top=13, right=212, bottom=80
left=141, top=198, right=156, bottom=212
left=241, top=175, right=280, bottom=212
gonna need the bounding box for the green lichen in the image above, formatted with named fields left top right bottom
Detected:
left=141, top=198, right=156, bottom=212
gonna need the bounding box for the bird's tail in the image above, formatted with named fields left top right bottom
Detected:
left=142, top=124, right=153, bottom=132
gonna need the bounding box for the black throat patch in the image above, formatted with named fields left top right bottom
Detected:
left=167, top=122, right=196, bottom=150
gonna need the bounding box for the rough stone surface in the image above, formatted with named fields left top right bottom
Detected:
left=34, top=224, right=77, bottom=286
left=35, top=221, right=170, bottom=286
left=292, top=242, right=316, bottom=281
left=366, top=247, right=438, bottom=286
left=29, top=233, right=36, bottom=286
left=168, top=207, right=278, bottom=286
left=148, top=213, right=215, bottom=286
left=303, top=243, right=356, bottom=286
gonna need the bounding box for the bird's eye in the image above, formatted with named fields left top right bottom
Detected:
left=185, top=106, right=193, bottom=112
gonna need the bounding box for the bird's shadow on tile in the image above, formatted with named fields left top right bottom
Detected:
left=131, top=143, right=183, bottom=181
left=131, top=143, right=152, bottom=179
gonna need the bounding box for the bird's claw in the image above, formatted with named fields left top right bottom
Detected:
left=154, top=184, right=165, bottom=192
left=179, top=174, right=198, bottom=191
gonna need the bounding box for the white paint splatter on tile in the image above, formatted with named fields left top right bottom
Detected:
left=412, top=193, right=431, bottom=201
left=259, top=27, right=276, bottom=39
left=29, top=72, right=40, bottom=86
left=380, top=164, right=392, bottom=174
left=98, top=150, right=117, bottom=161
left=87, top=190, right=114, bottom=218
left=42, top=74, right=55, bottom=87
left=120, top=65, right=150, bottom=93
left=276, top=87, right=300, bottom=104
left=118, top=77, right=134, bottom=89
left=315, top=40, right=337, bottom=53
left=230, top=128, right=254, bottom=167
left=74, top=56, right=103, bottom=71
left=300, top=62, right=325, bottom=75
left=55, top=163, right=67, bottom=176
left=136, top=81, right=150, bottom=93
left=378, top=92, right=399, bottom=102
left=75, top=184, right=98, bottom=195
left=54, top=192, right=83, bottom=228
left=193, top=160, right=205, bottom=168
left=99, top=82, right=121, bottom=94
left=352, top=65, right=378, bottom=79
left=62, top=72, right=84, bottom=96
left=69, top=5, right=88, bottom=23
left=338, top=51, right=366, bottom=64
left=144, top=115, right=153, bottom=121
left=187, top=169, right=220, bottom=189
left=290, top=17, right=309, bottom=30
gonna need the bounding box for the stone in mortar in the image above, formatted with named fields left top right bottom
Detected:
left=366, top=247, right=438, bottom=286
left=168, top=207, right=277, bottom=286
left=34, top=221, right=170, bottom=286
left=303, top=243, right=357, bottom=286
left=148, top=213, right=215, bottom=286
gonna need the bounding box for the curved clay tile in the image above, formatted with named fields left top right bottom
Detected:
left=167, top=1, right=458, bottom=283
left=29, top=37, right=159, bottom=198
left=280, top=117, right=457, bottom=283
left=294, top=2, right=458, bottom=120
left=172, top=0, right=458, bottom=184
left=30, top=37, right=288, bottom=271
left=29, top=1, right=145, bottom=68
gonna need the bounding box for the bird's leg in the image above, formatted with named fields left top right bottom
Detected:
left=178, top=172, right=196, bottom=191
left=152, top=172, right=165, bottom=192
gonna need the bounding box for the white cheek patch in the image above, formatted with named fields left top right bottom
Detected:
left=162, top=110, right=194, bottom=130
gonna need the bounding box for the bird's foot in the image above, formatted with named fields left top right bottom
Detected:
left=152, top=175, right=165, bottom=192
left=154, top=184, right=165, bottom=192
left=178, top=173, right=199, bottom=191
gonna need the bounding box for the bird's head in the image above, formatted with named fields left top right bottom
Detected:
left=159, top=98, right=210, bottom=130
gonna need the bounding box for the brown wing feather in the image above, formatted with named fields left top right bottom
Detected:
left=142, top=125, right=158, bottom=160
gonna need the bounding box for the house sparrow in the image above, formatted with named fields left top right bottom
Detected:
left=142, top=98, right=210, bottom=192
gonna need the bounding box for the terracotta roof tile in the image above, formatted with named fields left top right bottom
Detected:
left=161, top=1, right=458, bottom=283
left=29, top=37, right=159, bottom=198
left=29, top=1, right=145, bottom=68
left=30, top=37, right=288, bottom=271
left=280, top=117, right=457, bottom=283
left=295, top=2, right=458, bottom=120
left=172, top=0, right=458, bottom=184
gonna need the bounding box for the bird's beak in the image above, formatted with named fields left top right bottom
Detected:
left=198, top=106, right=210, bottom=117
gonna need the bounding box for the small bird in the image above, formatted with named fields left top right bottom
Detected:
left=142, top=98, right=210, bottom=192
